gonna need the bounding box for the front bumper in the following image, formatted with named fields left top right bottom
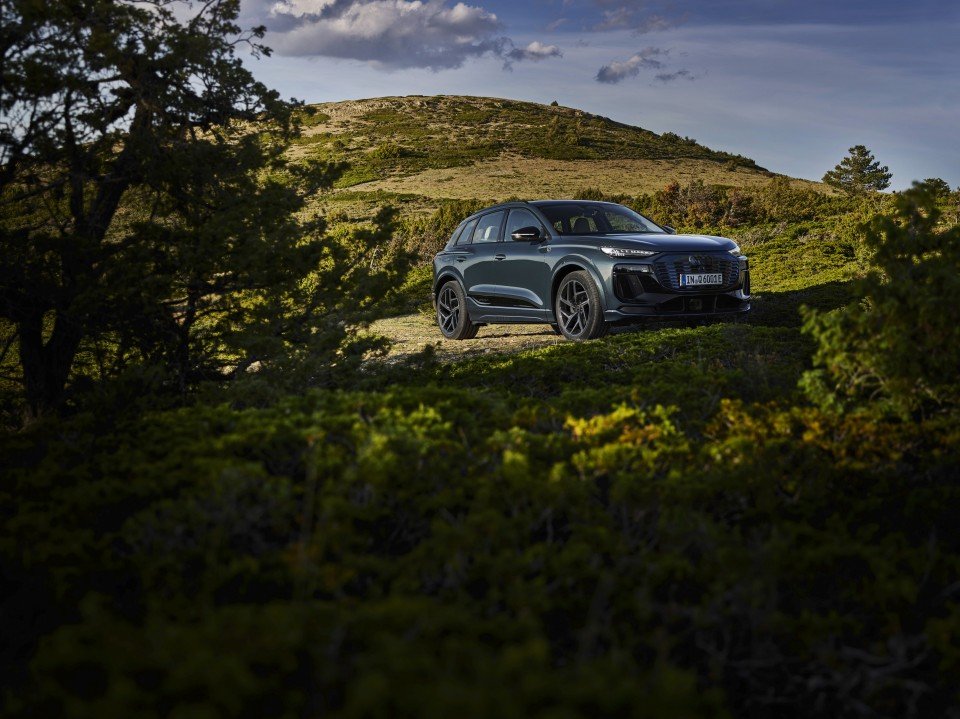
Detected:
left=605, top=256, right=751, bottom=322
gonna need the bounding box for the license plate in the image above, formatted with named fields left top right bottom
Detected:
left=680, top=273, right=723, bottom=287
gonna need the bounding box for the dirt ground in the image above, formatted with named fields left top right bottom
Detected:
left=366, top=310, right=653, bottom=363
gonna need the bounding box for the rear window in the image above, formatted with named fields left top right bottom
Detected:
left=456, top=217, right=479, bottom=245
left=447, top=220, right=467, bottom=247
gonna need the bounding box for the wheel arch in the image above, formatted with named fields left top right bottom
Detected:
left=433, top=269, right=463, bottom=299
left=550, top=260, right=606, bottom=320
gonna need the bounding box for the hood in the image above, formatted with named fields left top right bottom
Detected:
left=571, top=233, right=738, bottom=252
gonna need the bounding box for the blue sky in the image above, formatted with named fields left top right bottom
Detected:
left=238, top=0, right=960, bottom=188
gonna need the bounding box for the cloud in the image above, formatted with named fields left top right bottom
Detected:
left=506, top=41, right=562, bottom=62
left=546, top=17, right=568, bottom=32
left=253, top=0, right=560, bottom=70
left=590, top=1, right=685, bottom=34
left=655, top=68, right=695, bottom=82
left=594, top=46, right=668, bottom=83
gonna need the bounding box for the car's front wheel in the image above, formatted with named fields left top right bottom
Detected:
left=436, top=280, right=479, bottom=340
left=555, top=271, right=609, bottom=340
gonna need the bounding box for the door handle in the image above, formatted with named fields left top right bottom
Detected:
left=456, top=256, right=466, bottom=263
left=494, top=254, right=506, bottom=261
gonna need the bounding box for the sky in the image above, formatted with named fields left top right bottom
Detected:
left=236, top=0, right=960, bottom=189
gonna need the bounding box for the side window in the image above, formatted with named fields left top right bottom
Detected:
left=472, top=211, right=505, bottom=243
left=457, top=217, right=479, bottom=245
left=504, top=208, right=544, bottom=240
left=448, top=220, right=467, bottom=246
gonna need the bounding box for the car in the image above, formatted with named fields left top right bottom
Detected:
left=432, top=200, right=751, bottom=340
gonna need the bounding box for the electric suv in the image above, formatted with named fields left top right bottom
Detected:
left=432, top=200, right=750, bottom=340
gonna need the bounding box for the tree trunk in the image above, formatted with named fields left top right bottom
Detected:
left=19, top=309, right=85, bottom=423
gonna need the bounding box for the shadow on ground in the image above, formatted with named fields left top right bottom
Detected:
left=746, top=280, right=855, bottom=327
left=366, top=279, right=856, bottom=367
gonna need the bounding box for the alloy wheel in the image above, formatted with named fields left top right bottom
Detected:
left=558, top=279, right=590, bottom=337
left=437, top=285, right=460, bottom=335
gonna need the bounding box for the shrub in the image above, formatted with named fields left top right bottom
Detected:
left=398, top=199, right=490, bottom=259
left=5, top=388, right=960, bottom=718
left=802, top=183, right=960, bottom=414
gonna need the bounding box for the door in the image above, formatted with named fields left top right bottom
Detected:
left=498, top=208, right=552, bottom=316
left=461, top=210, right=507, bottom=311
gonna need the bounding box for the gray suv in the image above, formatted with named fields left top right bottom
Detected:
left=432, top=200, right=750, bottom=340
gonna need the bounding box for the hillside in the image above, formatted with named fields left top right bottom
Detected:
left=292, top=96, right=826, bottom=213
left=8, top=82, right=960, bottom=717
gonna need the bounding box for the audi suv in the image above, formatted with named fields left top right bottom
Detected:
left=432, top=200, right=750, bottom=340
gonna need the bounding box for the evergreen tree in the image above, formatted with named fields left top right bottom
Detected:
left=918, top=177, right=952, bottom=202
left=822, top=145, right=892, bottom=195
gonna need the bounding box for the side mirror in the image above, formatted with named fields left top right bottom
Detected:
left=511, top=225, right=544, bottom=242
left=662, top=225, right=676, bottom=235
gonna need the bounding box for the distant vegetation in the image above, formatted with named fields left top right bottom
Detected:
left=3, top=2, right=960, bottom=715
left=294, top=96, right=764, bottom=190
left=823, top=145, right=893, bottom=195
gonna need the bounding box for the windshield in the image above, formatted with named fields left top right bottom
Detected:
left=538, top=202, right=666, bottom=235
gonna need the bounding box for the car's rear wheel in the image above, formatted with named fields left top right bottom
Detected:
left=555, top=271, right=608, bottom=340
left=436, top=281, right=479, bottom=340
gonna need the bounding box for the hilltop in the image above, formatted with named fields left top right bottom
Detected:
left=292, top=96, right=825, bottom=209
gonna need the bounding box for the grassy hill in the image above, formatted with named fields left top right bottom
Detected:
left=292, top=96, right=827, bottom=217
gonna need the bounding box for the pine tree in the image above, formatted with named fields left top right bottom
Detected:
left=822, top=145, right=892, bottom=195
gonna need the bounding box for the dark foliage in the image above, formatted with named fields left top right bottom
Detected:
left=3, top=382, right=959, bottom=718
left=0, top=0, right=406, bottom=423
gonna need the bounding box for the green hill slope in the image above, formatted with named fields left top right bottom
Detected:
left=291, top=96, right=823, bottom=204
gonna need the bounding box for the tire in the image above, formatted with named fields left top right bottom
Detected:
left=436, top=280, right=479, bottom=340
left=554, top=270, right=609, bottom=340
left=549, top=323, right=562, bottom=335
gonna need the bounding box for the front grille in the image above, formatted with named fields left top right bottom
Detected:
left=653, top=253, right=740, bottom=292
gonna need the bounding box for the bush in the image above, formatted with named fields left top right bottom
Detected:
left=4, top=381, right=960, bottom=717
left=802, top=184, right=960, bottom=414
left=398, top=199, right=490, bottom=259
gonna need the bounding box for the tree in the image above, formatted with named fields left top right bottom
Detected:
left=917, top=177, right=952, bottom=202
left=822, top=145, right=892, bottom=195
left=0, top=0, right=401, bottom=421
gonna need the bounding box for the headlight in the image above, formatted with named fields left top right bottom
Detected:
left=728, top=246, right=742, bottom=256
left=601, top=247, right=656, bottom=258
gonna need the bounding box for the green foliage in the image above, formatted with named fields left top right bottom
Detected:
left=0, top=0, right=410, bottom=422
left=572, top=177, right=851, bottom=232
left=802, top=184, right=960, bottom=413
left=308, top=97, right=764, bottom=186
left=822, top=145, right=892, bottom=195
left=397, top=198, right=490, bottom=259
left=4, top=381, right=960, bottom=717
left=919, top=177, right=952, bottom=201
left=3, top=34, right=959, bottom=719
left=0, top=0, right=291, bottom=418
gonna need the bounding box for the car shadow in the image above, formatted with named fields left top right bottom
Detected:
left=744, top=279, right=856, bottom=328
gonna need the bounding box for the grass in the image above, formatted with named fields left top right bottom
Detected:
left=290, top=95, right=791, bottom=194
left=348, top=156, right=802, bottom=201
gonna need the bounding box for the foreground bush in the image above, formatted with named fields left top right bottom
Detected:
left=803, top=184, right=960, bottom=414
left=4, top=388, right=960, bottom=718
